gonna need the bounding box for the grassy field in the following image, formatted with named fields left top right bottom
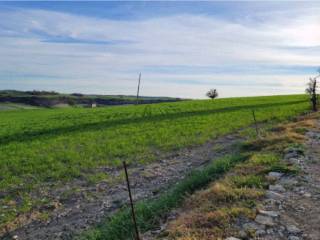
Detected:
left=0, top=94, right=309, bottom=229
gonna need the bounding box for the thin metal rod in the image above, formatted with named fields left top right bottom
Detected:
left=136, top=73, right=141, bottom=105
left=123, top=161, right=140, bottom=240
left=252, top=110, right=259, bottom=137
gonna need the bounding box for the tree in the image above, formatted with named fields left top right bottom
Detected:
left=206, top=89, right=218, bottom=100
left=306, top=68, right=320, bottom=112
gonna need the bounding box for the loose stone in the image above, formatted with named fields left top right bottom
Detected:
left=255, top=214, right=275, bottom=226
left=269, top=184, right=286, bottom=192
left=287, top=225, right=302, bottom=234
left=268, top=172, right=284, bottom=180
left=258, top=209, right=280, bottom=218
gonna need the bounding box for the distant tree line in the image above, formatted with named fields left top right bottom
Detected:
left=26, top=90, right=59, bottom=96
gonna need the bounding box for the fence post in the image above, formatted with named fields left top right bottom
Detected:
left=123, top=161, right=140, bottom=240
left=252, top=110, right=259, bottom=137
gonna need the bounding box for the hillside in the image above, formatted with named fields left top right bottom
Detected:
left=0, top=94, right=310, bottom=239
left=0, top=90, right=182, bottom=108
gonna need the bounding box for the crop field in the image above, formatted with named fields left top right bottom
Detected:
left=0, top=94, right=309, bottom=229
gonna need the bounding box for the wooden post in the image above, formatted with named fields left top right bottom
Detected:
left=252, top=110, right=259, bottom=137
left=136, top=73, right=141, bottom=105
left=123, top=161, right=140, bottom=240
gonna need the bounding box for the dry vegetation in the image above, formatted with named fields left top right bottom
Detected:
left=162, top=113, right=319, bottom=240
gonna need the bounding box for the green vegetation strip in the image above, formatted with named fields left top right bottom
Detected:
left=0, top=95, right=308, bottom=191
left=77, top=154, right=248, bottom=240
left=0, top=95, right=309, bottom=227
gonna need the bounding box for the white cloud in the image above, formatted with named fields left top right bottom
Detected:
left=0, top=6, right=319, bottom=98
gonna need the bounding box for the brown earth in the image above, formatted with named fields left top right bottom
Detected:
left=2, top=129, right=245, bottom=240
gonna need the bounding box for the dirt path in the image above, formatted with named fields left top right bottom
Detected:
left=249, top=123, right=320, bottom=240
left=2, top=131, right=245, bottom=240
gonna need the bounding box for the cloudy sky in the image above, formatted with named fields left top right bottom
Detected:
left=0, top=1, right=319, bottom=98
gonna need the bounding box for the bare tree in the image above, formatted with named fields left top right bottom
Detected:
left=206, top=89, right=218, bottom=100
left=306, top=68, right=320, bottom=112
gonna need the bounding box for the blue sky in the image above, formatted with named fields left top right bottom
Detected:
left=0, top=1, right=319, bottom=98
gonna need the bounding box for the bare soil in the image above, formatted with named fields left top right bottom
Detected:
left=2, top=130, right=245, bottom=240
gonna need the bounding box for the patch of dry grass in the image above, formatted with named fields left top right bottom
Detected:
left=165, top=153, right=273, bottom=240
left=164, top=114, right=317, bottom=240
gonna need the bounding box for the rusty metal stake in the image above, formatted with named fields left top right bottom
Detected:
left=252, top=110, right=259, bottom=137
left=123, top=161, right=140, bottom=240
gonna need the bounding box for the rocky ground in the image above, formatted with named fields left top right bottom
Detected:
left=238, top=128, right=320, bottom=240
left=2, top=132, right=243, bottom=240
left=228, top=127, right=320, bottom=240
left=144, top=116, right=320, bottom=240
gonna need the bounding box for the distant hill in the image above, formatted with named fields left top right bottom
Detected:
left=0, top=90, right=182, bottom=108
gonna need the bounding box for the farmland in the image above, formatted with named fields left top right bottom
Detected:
left=0, top=90, right=181, bottom=108
left=0, top=94, right=310, bottom=234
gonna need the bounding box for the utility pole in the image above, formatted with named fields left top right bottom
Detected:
left=136, top=73, right=141, bottom=105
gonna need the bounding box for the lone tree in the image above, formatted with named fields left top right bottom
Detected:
left=206, top=89, right=218, bottom=100
left=306, top=68, right=320, bottom=111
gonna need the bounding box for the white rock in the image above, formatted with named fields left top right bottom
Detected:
left=280, top=177, right=298, bottom=186
left=225, top=237, right=241, bottom=240
left=258, top=209, right=280, bottom=218
left=266, top=228, right=275, bottom=234
left=288, top=236, right=301, bottom=240
left=287, top=225, right=302, bottom=234
left=265, top=190, right=284, bottom=200
left=255, top=214, right=275, bottom=226
left=285, top=152, right=300, bottom=159
left=255, top=229, right=266, bottom=236
left=303, top=192, right=312, bottom=198
left=243, top=222, right=265, bottom=231
left=269, top=184, right=286, bottom=192
left=236, top=230, right=247, bottom=239
left=268, top=172, right=284, bottom=179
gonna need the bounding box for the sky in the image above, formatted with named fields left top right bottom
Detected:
left=0, top=1, right=319, bottom=99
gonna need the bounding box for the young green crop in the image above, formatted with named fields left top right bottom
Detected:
left=0, top=95, right=308, bottom=190
left=0, top=95, right=309, bottom=228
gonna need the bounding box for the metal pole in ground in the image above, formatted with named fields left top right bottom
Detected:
left=252, top=110, right=259, bottom=137
left=123, top=161, right=140, bottom=240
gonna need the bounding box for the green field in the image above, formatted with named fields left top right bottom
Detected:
left=0, top=94, right=310, bottom=228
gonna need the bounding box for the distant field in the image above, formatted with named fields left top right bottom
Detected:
left=0, top=90, right=181, bottom=107
left=0, top=95, right=309, bottom=228
left=0, top=103, right=40, bottom=110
